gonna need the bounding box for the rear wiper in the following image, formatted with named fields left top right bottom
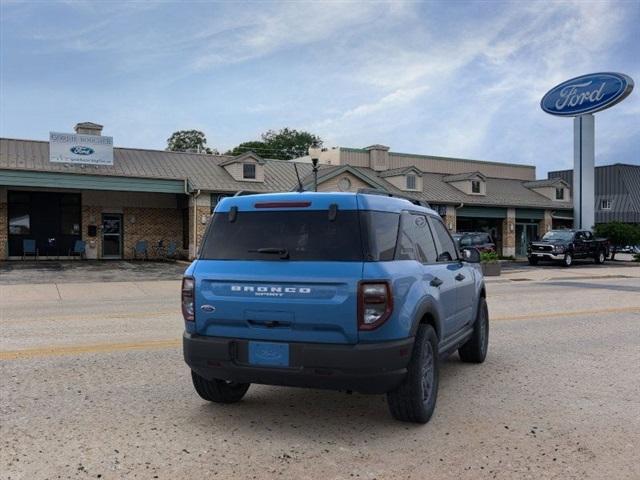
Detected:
left=248, top=247, right=290, bottom=259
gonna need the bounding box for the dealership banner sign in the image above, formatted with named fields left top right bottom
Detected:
left=49, top=132, right=114, bottom=165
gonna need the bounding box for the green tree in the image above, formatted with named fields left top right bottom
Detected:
left=594, top=222, right=640, bottom=260
left=261, top=128, right=322, bottom=160
left=167, top=130, right=217, bottom=154
left=225, top=141, right=269, bottom=157
left=226, top=128, right=322, bottom=160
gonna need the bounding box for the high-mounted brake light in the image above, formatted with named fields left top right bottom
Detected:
left=181, top=277, right=195, bottom=322
left=358, top=281, right=393, bottom=330
left=254, top=201, right=311, bottom=208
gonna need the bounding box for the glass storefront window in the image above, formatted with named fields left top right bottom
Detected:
left=9, top=208, right=30, bottom=234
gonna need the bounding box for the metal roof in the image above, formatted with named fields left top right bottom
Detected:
left=523, top=178, right=568, bottom=188
left=0, top=137, right=573, bottom=210
left=378, top=166, right=423, bottom=178
left=549, top=164, right=640, bottom=222
left=443, top=171, right=486, bottom=182
left=0, top=137, right=311, bottom=193
left=298, top=163, right=572, bottom=209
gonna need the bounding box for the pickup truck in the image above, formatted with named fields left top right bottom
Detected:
left=527, top=230, right=609, bottom=267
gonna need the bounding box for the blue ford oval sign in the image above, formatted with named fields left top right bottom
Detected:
left=70, top=146, right=95, bottom=155
left=541, top=72, right=634, bottom=116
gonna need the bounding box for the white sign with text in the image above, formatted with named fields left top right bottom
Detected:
left=49, top=132, right=114, bottom=165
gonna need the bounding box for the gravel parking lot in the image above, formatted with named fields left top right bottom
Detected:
left=1, top=262, right=639, bottom=479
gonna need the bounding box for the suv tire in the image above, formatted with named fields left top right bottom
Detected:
left=562, top=253, right=573, bottom=267
left=191, top=371, right=250, bottom=403
left=528, top=256, right=538, bottom=266
left=387, top=324, right=439, bottom=424
left=594, top=250, right=606, bottom=264
left=459, top=297, right=489, bottom=363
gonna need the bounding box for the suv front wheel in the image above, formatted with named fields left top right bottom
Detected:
left=191, top=371, right=250, bottom=403
left=387, top=324, right=439, bottom=424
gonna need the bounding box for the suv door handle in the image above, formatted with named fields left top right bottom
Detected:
left=455, top=273, right=466, bottom=281
left=430, top=277, right=443, bottom=287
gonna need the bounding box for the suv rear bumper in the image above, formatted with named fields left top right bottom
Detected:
left=183, top=333, right=414, bottom=394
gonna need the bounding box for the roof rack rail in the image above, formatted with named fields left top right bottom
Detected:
left=357, top=188, right=430, bottom=208
left=233, top=190, right=258, bottom=197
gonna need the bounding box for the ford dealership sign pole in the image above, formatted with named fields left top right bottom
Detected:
left=541, top=72, right=634, bottom=230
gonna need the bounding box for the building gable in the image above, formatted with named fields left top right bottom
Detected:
left=219, top=152, right=266, bottom=183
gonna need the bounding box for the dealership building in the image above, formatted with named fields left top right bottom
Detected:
left=0, top=122, right=582, bottom=261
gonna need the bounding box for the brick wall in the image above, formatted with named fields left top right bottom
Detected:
left=539, top=210, right=553, bottom=237
left=81, top=205, right=103, bottom=259
left=80, top=205, right=183, bottom=259
left=444, top=205, right=457, bottom=232
left=188, top=205, right=212, bottom=257
left=502, top=208, right=516, bottom=257
left=122, top=207, right=183, bottom=259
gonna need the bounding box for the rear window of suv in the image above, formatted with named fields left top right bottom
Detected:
left=200, top=209, right=402, bottom=262
left=200, top=210, right=364, bottom=261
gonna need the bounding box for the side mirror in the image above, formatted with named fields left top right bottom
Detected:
left=461, top=247, right=481, bottom=263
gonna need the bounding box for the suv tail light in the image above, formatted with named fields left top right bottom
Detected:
left=358, top=281, right=393, bottom=330
left=182, top=277, right=195, bottom=322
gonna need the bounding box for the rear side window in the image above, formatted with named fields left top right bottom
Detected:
left=396, top=213, right=438, bottom=263
left=200, top=210, right=363, bottom=261
left=472, top=234, right=484, bottom=246
left=460, top=235, right=473, bottom=247
left=428, top=216, right=458, bottom=262
left=360, top=211, right=400, bottom=261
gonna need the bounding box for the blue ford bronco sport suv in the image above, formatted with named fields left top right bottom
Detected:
left=182, top=191, right=489, bottom=423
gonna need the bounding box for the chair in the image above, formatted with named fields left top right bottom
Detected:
left=22, top=239, right=38, bottom=261
left=165, top=240, right=178, bottom=260
left=68, top=240, right=86, bottom=260
left=133, top=240, right=149, bottom=260
left=153, top=239, right=166, bottom=258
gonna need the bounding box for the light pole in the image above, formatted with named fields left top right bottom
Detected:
left=309, top=143, right=320, bottom=192
left=312, top=157, right=319, bottom=192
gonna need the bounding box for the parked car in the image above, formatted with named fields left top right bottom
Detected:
left=527, top=230, right=609, bottom=267
left=182, top=191, right=489, bottom=424
left=615, top=245, right=640, bottom=254
left=452, top=232, right=496, bottom=253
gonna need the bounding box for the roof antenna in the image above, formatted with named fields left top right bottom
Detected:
left=293, top=162, right=305, bottom=192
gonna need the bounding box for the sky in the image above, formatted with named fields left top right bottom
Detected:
left=1, top=0, right=638, bottom=177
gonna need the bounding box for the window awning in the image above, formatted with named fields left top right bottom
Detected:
left=0, top=169, right=186, bottom=194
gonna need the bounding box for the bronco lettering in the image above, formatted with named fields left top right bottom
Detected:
left=230, top=285, right=311, bottom=294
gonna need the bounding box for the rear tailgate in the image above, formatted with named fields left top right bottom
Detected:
left=193, top=193, right=364, bottom=345
left=194, top=261, right=361, bottom=344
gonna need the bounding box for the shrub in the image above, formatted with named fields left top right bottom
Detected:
left=594, top=222, right=640, bottom=260
left=480, top=251, right=499, bottom=263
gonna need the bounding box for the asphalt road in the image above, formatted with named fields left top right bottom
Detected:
left=1, top=264, right=639, bottom=479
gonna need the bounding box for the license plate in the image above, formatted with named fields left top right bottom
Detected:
left=535, top=253, right=544, bottom=257
left=248, top=341, right=289, bottom=367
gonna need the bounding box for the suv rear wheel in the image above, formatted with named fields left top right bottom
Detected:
left=387, top=324, right=439, bottom=424
left=191, top=371, right=250, bottom=403
left=595, top=250, right=606, bottom=264
left=459, top=297, right=489, bottom=363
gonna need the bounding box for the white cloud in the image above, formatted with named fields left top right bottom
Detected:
left=308, top=0, right=636, bottom=174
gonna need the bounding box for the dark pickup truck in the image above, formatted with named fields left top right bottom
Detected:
left=527, top=230, right=609, bottom=267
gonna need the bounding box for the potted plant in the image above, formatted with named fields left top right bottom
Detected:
left=480, top=251, right=501, bottom=276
